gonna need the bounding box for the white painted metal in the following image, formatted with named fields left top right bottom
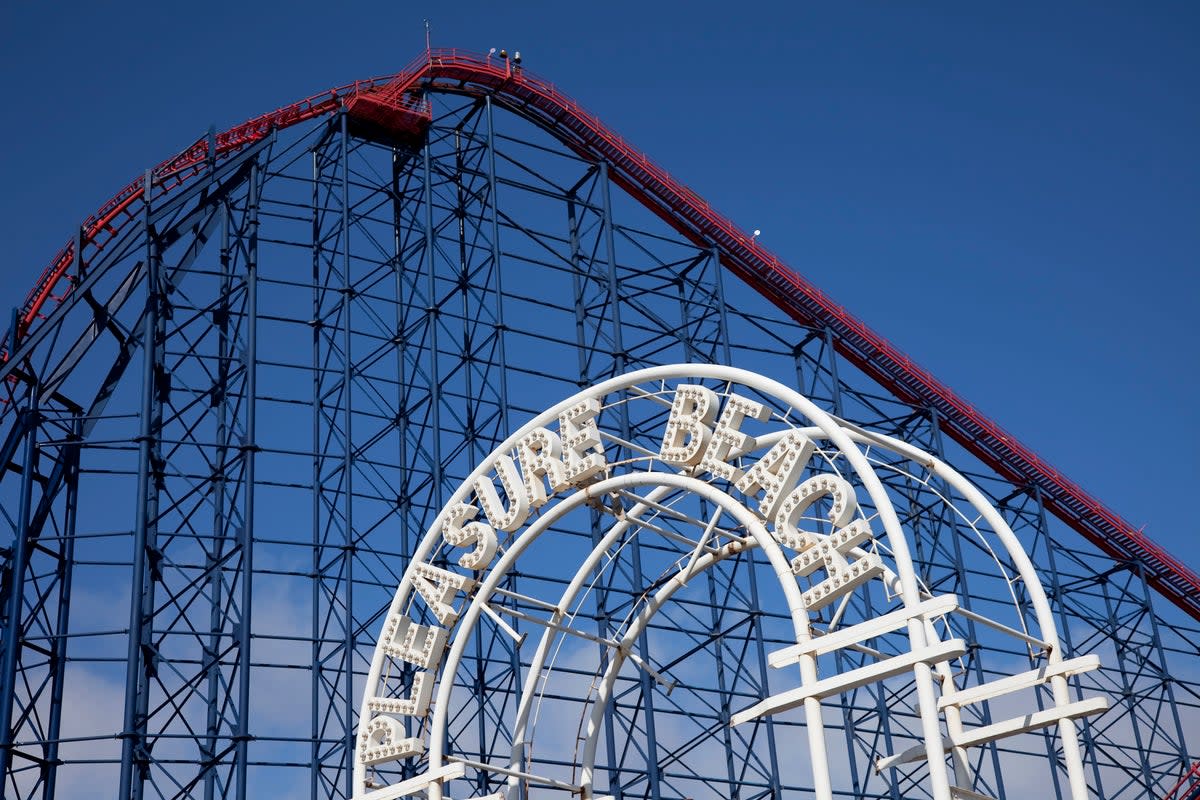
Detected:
left=758, top=422, right=1097, bottom=798
left=359, top=763, right=465, bottom=800
left=875, top=697, right=1110, bottom=771
left=731, top=638, right=969, bottom=726
left=938, top=655, right=1101, bottom=711
left=768, top=593, right=960, bottom=666
left=950, top=786, right=1000, bottom=800
left=354, top=364, right=1104, bottom=800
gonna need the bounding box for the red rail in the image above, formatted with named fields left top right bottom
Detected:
left=1164, top=761, right=1200, bottom=800
left=9, top=48, right=1200, bottom=622
left=9, top=52, right=431, bottom=344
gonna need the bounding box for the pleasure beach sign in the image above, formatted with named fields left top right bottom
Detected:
left=355, top=365, right=1105, bottom=800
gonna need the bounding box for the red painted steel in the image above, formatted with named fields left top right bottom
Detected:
left=10, top=48, right=1200, bottom=622
left=1164, top=761, right=1200, bottom=800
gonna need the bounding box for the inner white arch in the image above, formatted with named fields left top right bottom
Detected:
left=355, top=364, right=1103, bottom=800
left=436, top=473, right=807, bottom=798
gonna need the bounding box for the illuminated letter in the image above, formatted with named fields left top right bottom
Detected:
left=441, top=502, right=498, bottom=571
left=516, top=427, right=567, bottom=507
left=474, top=455, right=529, bottom=532
left=370, top=614, right=449, bottom=721
left=774, top=475, right=884, bottom=610
left=700, top=394, right=769, bottom=482
left=358, top=715, right=423, bottom=765
left=773, top=474, right=857, bottom=552
left=790, top=520, right=884, bottom=610
left=735, top=429, right=815, bottom=520
left=659, top=385, right=718, bottom=466
left=559, top=397, right=606, bottom=486
left=380, top=613, right=448, bottom=669
left=367, top=672, right=436, bottom=718
left=412, top=562, right=475, bottom=627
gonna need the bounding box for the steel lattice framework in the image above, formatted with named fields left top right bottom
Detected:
left=1, top=48, right=1197, bottom=800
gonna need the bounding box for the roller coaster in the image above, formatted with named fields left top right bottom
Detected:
left=1, top=47, right=1197, bottom=800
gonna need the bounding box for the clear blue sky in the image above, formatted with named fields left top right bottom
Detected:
left=1, top=1, right=1196, bottom=567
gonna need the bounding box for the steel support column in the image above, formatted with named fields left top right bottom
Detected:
left=0, top=403, right=39, bottom=784
left=235, top=158, right=261, bottom=797
left=118, top=171, right=166, bottom=800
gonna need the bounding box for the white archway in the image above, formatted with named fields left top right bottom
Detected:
left=354, top=365, right=1105, bottom=800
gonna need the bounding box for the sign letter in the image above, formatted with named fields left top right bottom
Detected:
left=441, top=502, right=499, bottom=571
left=358, top=715, right=423, bottom=765
left=774, top=475, right=884, bottom=610
left=659, top=385, right=718, bottom=466
left=700, top=394, right=770, bottom=482
left=559, top=398, right=606, bottom=486
left=735, top=429, right=815, bottom=520
left=412, top=563, right=475, bottom=627
left=474, top=455, right=530, bottom=532
left=517, top=428, right=568, bottom=507
left=380, top=613, right=449, bottom=669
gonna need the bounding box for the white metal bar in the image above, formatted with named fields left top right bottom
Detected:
left=490, top=585, right=562, bottom=613
left=769, top=595, right=959, bottom=667
left=597, top=429, right=662, bottom=460
left=360, top=763, right=466, bottom=800
left=612, top=509, right=710, bottom=552
left=875, top=697, right=1109, bottom=772
left=953, top=604, right=1051, bottom=652
left=953, top=697, right=1109, bottom=750
left=626, top=651, right=678, bottom=694
left=681, top=507, right=723, bottom=583
left=444, top=755, right=582, bottom=793
left=610, top=487, right=710, bottom=529
left=480, top=602, right=527, bottom=645
left=625, top=383, right=675, bottom=409
left=732, top=638, right=967, bottom=726
left=939, top=655, right=1100, bottom=710
left=493, top=604, right=617, bottom=649
left=489, top=602, right=672, bottom=691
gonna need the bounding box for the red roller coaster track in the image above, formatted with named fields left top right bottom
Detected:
left=8, top=48, right=1200, bottom=623
left=1165, top=762, right=1200, bottom=800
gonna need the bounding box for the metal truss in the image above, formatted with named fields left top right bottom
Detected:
left=1, top=49, right=1197, bottom=800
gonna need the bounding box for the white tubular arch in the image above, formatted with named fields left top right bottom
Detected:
left=750, top=423, right=1090, bottom=795
left=432, top=473, right=808, bottom=799
left=356, top=364, right=1096, bottom=800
